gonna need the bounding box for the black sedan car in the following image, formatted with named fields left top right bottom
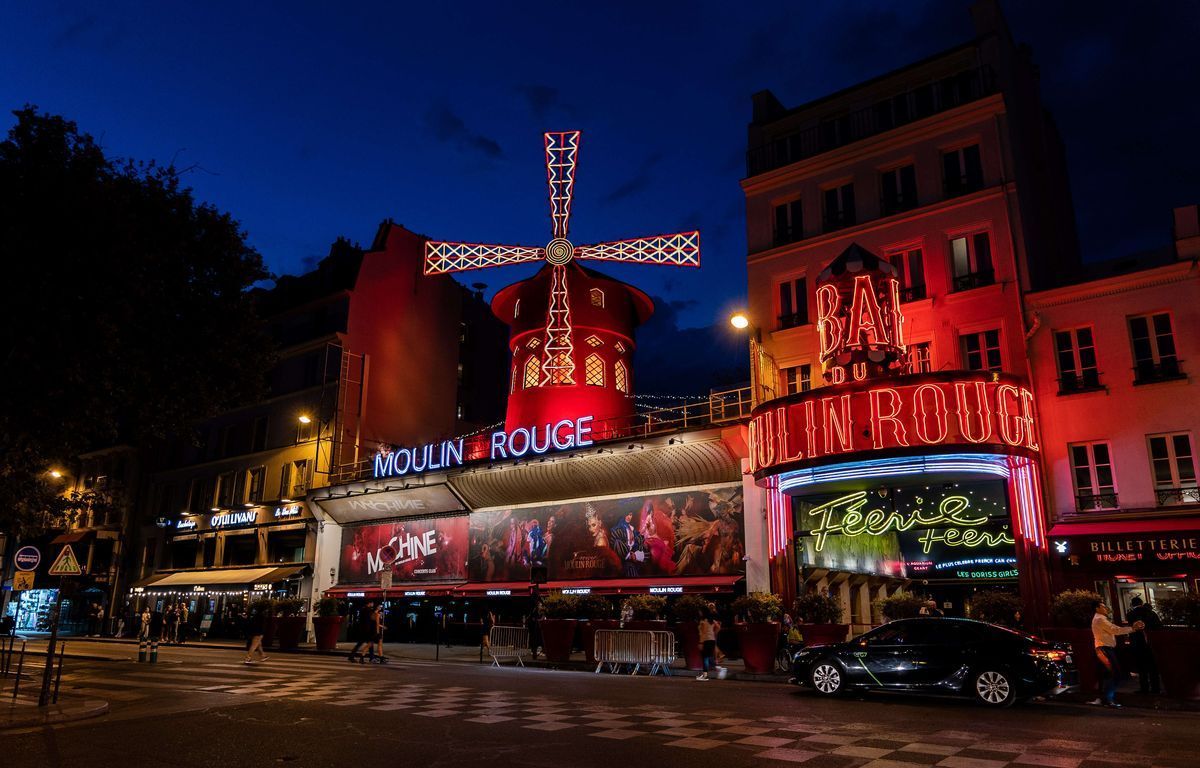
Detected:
left=790, top=617, right=1074, bottom=707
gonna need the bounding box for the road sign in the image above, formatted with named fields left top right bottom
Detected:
left=48, top=545, right=84, bottom=576
left=14, top=545, right=41, bottom=571
left=13, top=570, right=35, bottom=591
left=380, top=570, right=393, bottom=590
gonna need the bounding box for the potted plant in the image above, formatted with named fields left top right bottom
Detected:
left=537, top=593, right=580, bottom=663
left=273, top=597, right=308, bottom=651
left=1148, top=592, right=1200, bottom=700
left=731, top=592, right=782, bottom=674
left=793, top=591, right=847, bottom=646
left=671, top=595, right=710, bottom=670
left=312, top=596, right=343, bottom=651
left=1044, top=589, right=1104, bottom=696
left=622, top=595, right=667, bottom=631
left=875, top=590, right=926, bottom=621
left=578, top=595, right=618, bottom=664
left=968, top=590, right=1023, bottom=629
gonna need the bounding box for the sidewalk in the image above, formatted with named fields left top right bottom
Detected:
left=0, top=694, right=109, bottom=732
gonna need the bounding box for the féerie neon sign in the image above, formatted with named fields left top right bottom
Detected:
left=374, top=415, right=594, bottom=479
left=805, top=490, right=1015, bottom=553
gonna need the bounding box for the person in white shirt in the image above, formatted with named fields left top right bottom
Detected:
left=1091, top=601, right=1144, bottom=708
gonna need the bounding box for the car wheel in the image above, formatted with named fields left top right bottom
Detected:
left=973, top=669, right=1016, bottom=707
left=810, top=661, right=844, bottom=695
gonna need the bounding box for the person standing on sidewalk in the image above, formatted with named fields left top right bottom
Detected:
left=696, top=610, right=719, bottom=681
left=1090, top=601, right=1143, bottom=708
left=347, top=601, right=374, bottom=662
left=177, top=603, right=190, bottom=644
left=243, top=603, right=269, bottom=664
left=1125, top=597, right=1162, bottom=694
left=164, top=604, right=178, bottom=644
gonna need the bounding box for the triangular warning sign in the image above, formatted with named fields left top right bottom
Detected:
left=48, top=544, right=84, bottom=576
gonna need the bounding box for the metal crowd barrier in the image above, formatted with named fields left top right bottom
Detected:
left=486, top=626, right=531, bottom=667
left=593, top=630, right=676, bottom=676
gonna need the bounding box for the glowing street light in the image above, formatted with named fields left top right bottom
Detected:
left=297, top=414, right=312, bottom=425
left=729, top=312, right=750, bottom=330
left=48, top=469, right=63, bottom=479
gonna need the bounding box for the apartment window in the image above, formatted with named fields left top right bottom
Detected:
left=523, top=356, right=541, bottom=389
left=278, top=463, right=293, bottom=500
left=290, top=459, right=311, bottom=497
left=773, top=198, right=803, bottom=246
left=783, top=364, right=811, bottom=395
left=907, top=342, right=932, bottom=373
left=1070, top=442, right=1117, bottom=510
left=950, top=232, right=994, bottom=290
left=1054, top=328, right=1101, bottom=393
left=778, top=277, right=808, bottom=329
left=218, top=424, right=235, bottom=458
left=1148, top=433, right=1199, bottom=505
left=589, top=288, right=605, bottom=308
left=880, top=164, right=917, bottom=215
left=216, top=471, right=238, bottom=508
left=251, top=416, right=269, bottom=452
left=614, top=361, right=629, bottom=394
left=1129, top=313, right=1182, bottom=383
left=822, top=183, right=855, bottom=232
left=584, top=354, right=605, bottom=386
left=942, top=144, right=983, bottom=196
left=961, top=329, right=1002, bottom=372
left=888, top=248, right=926, bottom=301
left=245, top=466, right=265, bottom=503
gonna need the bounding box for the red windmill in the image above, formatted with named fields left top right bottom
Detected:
left=425, top=131, right=700, bottom=432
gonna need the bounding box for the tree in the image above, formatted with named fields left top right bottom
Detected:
left=0, top=107, right=274, bottom=535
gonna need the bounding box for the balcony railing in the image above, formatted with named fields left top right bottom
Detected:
left=777, top=312, right=809, bottom=330
left=773, top=225, right=803, bottom=247
left=747, top=66, right=996, bottom=176
left=1076, top=492, right=1119, bottom=512
left=1134, top=358, right=1185, bottom=385
left=330, top=386, right=755, bottom=484
left=822, top=210, right=856, bottom=233
left=1156, top=486, right=1200, bottom=506
left=944, top=173, right=985, bottom=198
left=881, top=195, right=918, bottom=217
left=1058, top=369, right=1102, bottom=395
left=952, top=269, right=995, bottom=292
left=899, top=285, right=927, bottom=303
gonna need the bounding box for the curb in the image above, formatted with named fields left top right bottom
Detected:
left=0, top=698, right=109, bottom=732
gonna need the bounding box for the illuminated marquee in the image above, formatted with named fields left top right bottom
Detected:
left=815, top=246, right=907, bottom=383
left=374, top=415, right=594, bottom=479
left=749, top=373, right=1039, bottom=477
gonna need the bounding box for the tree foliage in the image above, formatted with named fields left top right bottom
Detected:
left=0, top=107, right=273, bottom=535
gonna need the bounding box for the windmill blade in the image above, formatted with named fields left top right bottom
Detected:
left=540, top=264, right=576, bottom=385
left=544, top=131, right=580, bottom=239
left=576, top=231, right=700, bottom=267
left=424, top=241, right=545, bottom=275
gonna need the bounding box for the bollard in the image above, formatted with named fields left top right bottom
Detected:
left=138, top=638, right=147, bottom=662
left=53, top=643, right=65, bottom=703
left=150, top=639, right=159, bottom=663
left=12, top=641, right=26, bottom=700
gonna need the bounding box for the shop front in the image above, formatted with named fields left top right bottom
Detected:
left=1049, top=517, right=1200, bottom=621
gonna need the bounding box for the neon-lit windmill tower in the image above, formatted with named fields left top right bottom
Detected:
left=425, top=131, right=700, bottom=432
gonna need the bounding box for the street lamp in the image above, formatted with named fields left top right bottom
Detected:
left=297, top=414, right=313, bottom=425
left=729, top=312, right=750, bottom=330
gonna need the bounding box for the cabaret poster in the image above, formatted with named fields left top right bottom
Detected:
left=340, top=515, right=469, bottom=583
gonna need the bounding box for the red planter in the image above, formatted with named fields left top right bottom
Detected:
left=676, top=621, right=702, bottom=670
left=539, top=619, right=577, bottom=662
left=1042, top=627, right=1098, bottom=695
left=1148, top=629, right=1200, bottom=700
left=262, top=615, right=278, bottom=648
left=313, top=615, right=343, bottom=651
left=798, top=623, right=848, bottom=646
left=582, top=619, right=620, bottom=663
left=275, top=616, right=307, bottom=650
left=624, top=619, right=668, bottom=632
left=737, top=622, right=780, bottom=675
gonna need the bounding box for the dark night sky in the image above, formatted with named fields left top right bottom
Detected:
left=3, top=1, right=1197, bottom=331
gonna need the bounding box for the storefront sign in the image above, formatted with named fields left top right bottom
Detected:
left=749, top=373, right=1039, bottom=477
left=252, top=583, right=271, bottom=590
left=173, top=505, right=311, bottom=535
left=193, top=586, right=206, bottom=592
left=176, top=518, right=198, bottom=531
left=340, top=516, right=469, bottom=582
left=346, top=591, right=366, bottom=598
left=405, top=590, right=427, bottom=597
left=804, top=491, right=1015, bottom=553
left=373, top=415, right=595, bottom=479
left=816, top=268, right=906, bottom=382
left=486, top=589, right=512, bottom=596
left=560, top=587, right=592, bottom=595
left=210, top=510, right=257, bottom=528
left=649, top=585, right=683, bottom=594
left=1082, top=536, right=1200, bottom=565
left=274, top=504, right=303, bottom=518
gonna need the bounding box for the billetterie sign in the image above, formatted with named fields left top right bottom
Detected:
left=374, top=415, right=594, bottom=479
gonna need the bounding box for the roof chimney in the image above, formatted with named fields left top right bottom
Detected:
left=1174, top=205, right=1200, bottom=261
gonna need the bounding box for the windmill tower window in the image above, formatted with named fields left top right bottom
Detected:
left=585, top=354, right=605, bottom=386
left=527, top=337, right=541, bottom=349
left=585, top=335, right=603, bottom=348
left=614, top=361, right=629, bottom=393
left=590, top=288, right=605, bottom=308
left=523, top=356, right=541, bottom=389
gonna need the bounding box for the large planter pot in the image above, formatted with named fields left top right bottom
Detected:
left=1148, top=629, right=1200, bottom=700
left=262, top=615, right=278, bottom=648
left=1042, top=627, right=1098, bottom=695
left=624, top=619, right=668, bottom=632
left=677, top=621, right=702, bottom=670
left=313, top=615, right=343, bottom=651
left=582, top=619, right=620, bottom=664
left=275, top=616, right=307, bottom=650
left=799, top=623, right=849, bottom=647
left=539, top=618, right=577, bottom=663
left=737, top=622, right=780, bottom=675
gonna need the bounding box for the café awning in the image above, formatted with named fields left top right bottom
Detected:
left=51, top=529, right=95, bottom=545
left=149, top=566, right=290, bottom=587
left=1048, top=516, right=1200, bottom=537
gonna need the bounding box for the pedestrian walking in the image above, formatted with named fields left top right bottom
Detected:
left=178, top=604, right=190, bottom=644
left=526, top=603, right=542, bottom=660
left=1125, top=597, right=1162, bottom=694
left=696, top=609, right=720, bottom=681
left=347, top=601, right=375, bottom=662
left=164, top=605, right=178, bottom=643
left=243, top=603, right=269, bottom=664
left=481, top=609, right=496, bottom=652
left=369, top=603, right=388, bottom=663
left=138, top=607, right=151, bottom=640
left=1090, top=600, right=1143, bottom=708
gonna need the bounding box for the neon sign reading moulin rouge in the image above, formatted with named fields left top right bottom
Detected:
left=374, top=415, right=594, bottom=479
left=806, top=491, right=1015, bottom=554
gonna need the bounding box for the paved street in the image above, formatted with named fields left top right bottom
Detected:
left=4, top=640, right=1198, bottom=768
